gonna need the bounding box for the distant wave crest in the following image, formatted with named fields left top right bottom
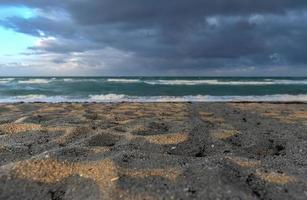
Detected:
left=103, top=78, right=307, bottom=85
left=144, top=79, right=307, bottom=85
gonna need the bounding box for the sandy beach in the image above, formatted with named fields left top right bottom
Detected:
left=0, top=102, right=306, bottom=200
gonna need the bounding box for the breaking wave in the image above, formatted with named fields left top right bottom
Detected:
left=18, top=78, right=55, bottom=84
left=63, top=78, right=98, bottom=82
left=0, top=78, right=15, bottom=84
left=107, top=78, right=141, bottom=83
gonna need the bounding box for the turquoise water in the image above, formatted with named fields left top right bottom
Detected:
left=0, top=77, right=307, bottom=102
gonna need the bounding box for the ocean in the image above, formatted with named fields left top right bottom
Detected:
left=0, top=77, right=307, bottom=102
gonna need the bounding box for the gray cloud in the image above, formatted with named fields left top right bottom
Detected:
left=1, top=0, right=307, bottom=75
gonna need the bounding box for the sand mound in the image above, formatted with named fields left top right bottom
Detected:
left=0, top=123, right=42, bottom=135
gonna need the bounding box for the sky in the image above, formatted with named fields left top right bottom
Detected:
left=0, top=1, right=307, bottom=76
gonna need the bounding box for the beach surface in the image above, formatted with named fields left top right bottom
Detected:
left=0, top=102, right=306, bottom=200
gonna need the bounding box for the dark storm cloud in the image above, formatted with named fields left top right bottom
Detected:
left=1, top=0, right=307, bottom=75
left=68, top=0, right=307, bottom=24
left=3, top=0, right=307, bottom=17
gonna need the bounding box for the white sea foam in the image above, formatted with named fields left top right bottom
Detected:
left=1, top=94, right=307, bottom=103
left=18, top=78, right=55, bottom=84
left=15, top=95, right=49, bottom=101
left=88, top=94, right=307, bottom=102
left=0, top=95, right=73, bottom=103
left=89, top=94, right=127, bottom=101
left=107, top=78, right=141, bottom=83
left=2, top=94, right=304, bottom=103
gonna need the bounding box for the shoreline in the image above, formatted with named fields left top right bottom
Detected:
left=1, top=101, right=307, bottom=104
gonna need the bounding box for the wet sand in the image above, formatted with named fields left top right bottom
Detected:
left=0, top=102, right=307, bottom=200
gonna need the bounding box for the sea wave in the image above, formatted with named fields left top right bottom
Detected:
left=63, top=78, right=98, bottom=82
left=0, top=78, right=15, bottom=81
left=0, top=78, right=15, bottom=84
left=143, top=79, right=307, bottom=85
left=1, top=94, right=307, bottom=103
left=18, top=78, right=55, bottom=84
left=107, top=78, right=141, bottom=83
left=144, top=80, right=219, bottom=85
left=10, top=78, right=307, bottom=85
left=63, top=78, right=75, bottom=82
left=0, top=80, right=10, bottom=84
